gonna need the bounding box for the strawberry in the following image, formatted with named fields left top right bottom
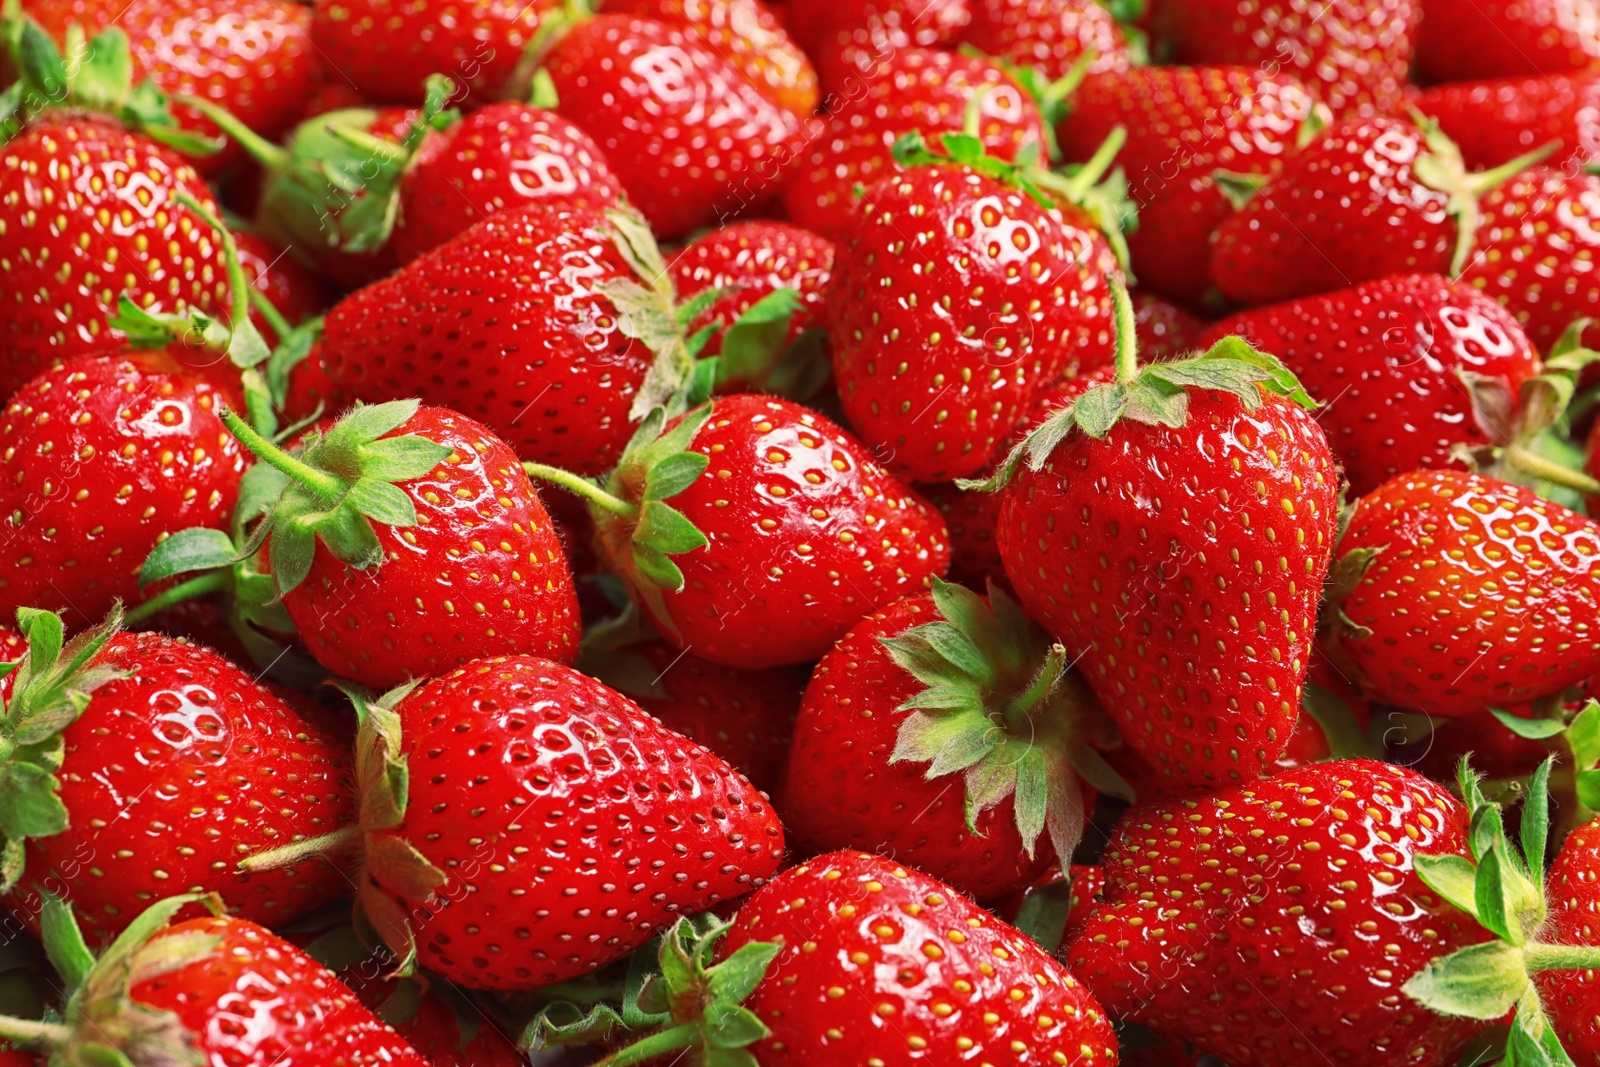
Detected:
left=779, top=580, right=1124, bottom=900
left=1152, top=0, right=1419, bottom=119
left=1202, top=273, right=1541, bottom=496
left=215, top=399, right=582, bottom=689
left=1067, top=759, right=1490, bottom=1067
left=1538, top=814, right=1600, bottom=1060
left=234, top=226, right=329, bottom=347
left=984, top=289, right=1339, bottom=788
left=961, top=0, right=1133, bottom=81
left=539, top=13, right=811, bottom=240
left=0, top=894, right=427, bottom=1067
left=247, top=656, right=785, bottom=990
left=1131, top=288, right=1203, bottom=362
left=309, top=0, right=558, bottom=105
left=1325, top=470, right=1600, bottom=716
left=525, top=393, right=951, bottom=669
left=320, top=205, right=712, bottom=477
left=1209, top=115, right=1553, bottom=308
left=1413, top=72, right=1600, bottom=173
left=787, top=0, right=971, bottom=90
left=1057, top=66, right=1315, bottom=306
left=0, top=612, right=353, bottom=944
left=1416, top=0, right=1600, bottom=82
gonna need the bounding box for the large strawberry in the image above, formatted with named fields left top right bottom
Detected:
left=787, top=0, right=971, bottom=91
left=1209, top=115, right=1553, bottom=308
left=1416, top=0, right=1600, bottom=82
left=213, top=399, right=581, bottom=689
left=0, top=894, right=427, bottom=1067
left=1325, top=469, right=1600, bottom=716
left=1202, top=273, right=1541, bottom=496
left=525, top=394, right=950, bottom=669
left=982, top=288, right=1339, bottom=788
left=1067, top=759, right=1491, bottom=1067
left=245, top=656, right=785, bottom=990
left=1056, top=65, right=1315, bottom=306
left=0, top=611, right=353, bottom=944
left=780, top=580, right=1124, bottom=900
left=961, top=0, right=1133, bottom=81
left=1413, top=72, right=1600, bottom=173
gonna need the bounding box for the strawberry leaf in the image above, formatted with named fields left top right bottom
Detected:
left=1401, top=940, right=1530, bottom=1020
left=1490, top=708, right=1568, bottom=740
left=138, top=528, right=238, bottom=587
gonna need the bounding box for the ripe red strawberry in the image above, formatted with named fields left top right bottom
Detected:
left=987, top=297, right=1339, bottom=788
left=309, top=0, right=558, bottom=105
left=1067, top=760, right=1490, bottom=1067
left=0, top=614, right=353, bottom=945
left=787, top=0, right=971, bottom=91
left=1325, top=470, right=1600, bottom=716
left=0, top=350, right=246, bottom=629
left=1539, top=816, right=1600, bottom=1060
left=248, top=656, right=785, bottom=990
left=1417, top=0, right=1600, bottom=82
left=781, top=47, right=1050, bottom=238
left=1057, top=66, right=1315, bottom=306
left=527, top=394, right=950, bottom=669
left=219, top=400, right=581, bottom=689
left=20, top=0, right=316, bottom=174
left=1131, top=288, right=1204, bottom=361
left=1210, top=115, right=1551, bottom=307
left=1202, top=273, right=1541, bottom=496
left=0, top=895, right=427, bottom=1067
left=1153, top=0, right=1419, bottom=119
left=780, top=581, right=1123, bottom=900
left=234, top=227, right=328, bottom=347
left=961, top=0, right=1133, bottom=81
left=540, top=14, right=811, bottom=240
left=1413, top=72, right=1600, bottom=173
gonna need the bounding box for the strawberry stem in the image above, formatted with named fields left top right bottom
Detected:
left=1111, top=276, right=1138, bottom=383
left=0, top=1017, right=69, bottom=1046
left=522, top=462, right=639, bottom=518
left=237, top=825, right=362, bottom=873
left=247, top=287, right=293, bottom=340
left=175, top=94, right=287, bottom=171
left=219, top=409, right=345, bottom=503
left=123, top=571, right=234, bottom=624
left=1057, top=126, right=1127, bottom=204
left=1524, top=943, right=1600, bottom=972
left=1462, top=140, right=1562, bottom=198
left=174, top=191, right=254, bottom=335
left=1001, top=642, right=1068, bottom=730
left=1502, top=444, right=1600, bottom=495
left=590, top=1023, right=699, bottom=1067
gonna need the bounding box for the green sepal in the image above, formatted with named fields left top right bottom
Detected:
left=1212, top=169, right=1269, bottom=210
left=1415, top=853, right=1482, bottom=920
left=715, top=288, right=803, bottom=387
left=1011, top=877, right=1074, bottom=952
left=1491, top=708, right=1569, bottom=741
left=138, top=528, right=238, bottom=588
left=1401, top=940, right=1531, bottom=1021
left=265, top=317, right=325, bottom=413
left=601, top=404, right=715, bottom=603
left=1300, top=682, right=1378, bottom=759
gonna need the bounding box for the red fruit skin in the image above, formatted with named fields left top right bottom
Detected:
left=960, top=0, right=1131, bottom=81
left=828, top=164, right=1118, bottom=482
left=308, top=0, right=557, bottom=104
left=789, top=0, right=970, bottom=93
left=0, top=352, right=246, bottom=630
left=21, top=0, right=316, bottom=174
left=1537, top=817, right=1600, bottom=1063
left=993, top=862, right=1104, bottom=945
left=280, top=338, right=352, bottom=427
left=996, top=391, right=1340, bottom=787
left=381, top=656, right=785, bottom=989
left=1068, top=760, right=1489, bottom=1067
left=1153, top=0, right=1419, bottom=119
left=234, top=228, right=329, bottom=347
left=594, top=394, right=951, bottom=669
left=319, top=203, right=656, bottom=476
left=1417, top=0, right=1600, bottom=82
left=1131, top=289, right=1204, bottom=362
left=1210, top=118, right=1461, bottom=307
left=1202, top=273, right=1540, bottom=496
left=4, top=633, right=354, bottom=945
left=278, top=407, right=581, bottom=689
left=724, top=850, right=1119, bottom=1067
left=0, top=117, right=232, bottom=395
left=133, top=915, right=429, bottom=1067
left=1058, top=67, right=1315, bottom=306
left=543, top=15, right=811, bottom=240
left=1329, top=470, right=1600, bottom=716
left=1410, top=704, right=1559, bottom=783
left=781, top=48, right=1048, bottom=239
left=780, top=595, right=1058, bottom=900
left=391, top=104, right=626, bottom=266
left=1413, top=72, right=1600, bottom=173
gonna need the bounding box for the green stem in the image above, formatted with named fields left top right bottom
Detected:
left=590, top=1024, right=700, bottom=1067
left=1111, top=276, right=1138, bottom=384
left=238, top=825, right=362, bottom=873
left=522, top=463, right=639, bottom=518
left=0, top=1016, right=69, bottom=1047
left=125, top=571, right=234, bottom=624
left=1502, top=444, right=1600, bottom=495
left=176, top=94, right=287, bottom=171
left=1059, top=125, right=1127, bottom=203
left=1463, top=140, right=1562, bottom=197
left=1002, top=643, right=1068, bottom=731
left=220, top=408, right=345, bottom=502
left=959, top=85, right=993, bottom=140
left=173, top=190, right=252, bottom=333
left=327, top=124, right=412, bottom=167
left=1525, top=942, right=1600, bottom=972
left=1040, top=48, right=1095, bottom=112
left=247, top=286, right=294, bottom=340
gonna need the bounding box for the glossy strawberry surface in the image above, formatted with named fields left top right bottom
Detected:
left=961, top=0, right=1131, bottom=81
left=1413, top=72, right=1600, bottom=173
left=1538, top=817, right=1600, bottom=1064
left=1416, top=0, right=1600, bottom=82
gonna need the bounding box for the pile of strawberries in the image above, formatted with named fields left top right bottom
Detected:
left=10, top=0, right=1600, bottom=1065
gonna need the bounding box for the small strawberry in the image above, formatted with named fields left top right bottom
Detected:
left=1068, top=759, right=1490, bottom=1067
left=1537, top=813, right=1600, bottom=1060
left=1209, top=115, right=1554, bottom=308
left=0, top=894, right=427, bottom=1067
left=234, top=226, right=329, bottom=347
left=1131, top=288, right=1204, bottom=361
left=214, top=399, right=582, bottom=689
left=525, top=393, right=950, bottom=669
left=1325, top=470, right=1600, bottom=716
left=244, top=656, right=785, bottom=990
left=1413, top=72, right=1600, bottom=173
left=0, top=611, right=353, bottom=944
left=1416, top=0, right=1600, bottom=82
left=780, top=580, right=1124, bottom=900
left=961, top=0, right=1133, bottom=82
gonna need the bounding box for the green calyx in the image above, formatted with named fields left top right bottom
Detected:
left=0, top=11, right=216, bottom=152
left=1405, top=758, right=1600, bottom=1065
left=882, top=579, right=1127, bottom=866
left=962, top=280, right=1316, bottom=493
left=522, top=915, right=780, bottom=1067
left=219, top=398, right=453, bottom=599
left=0, top=607, right=127, bottom=895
